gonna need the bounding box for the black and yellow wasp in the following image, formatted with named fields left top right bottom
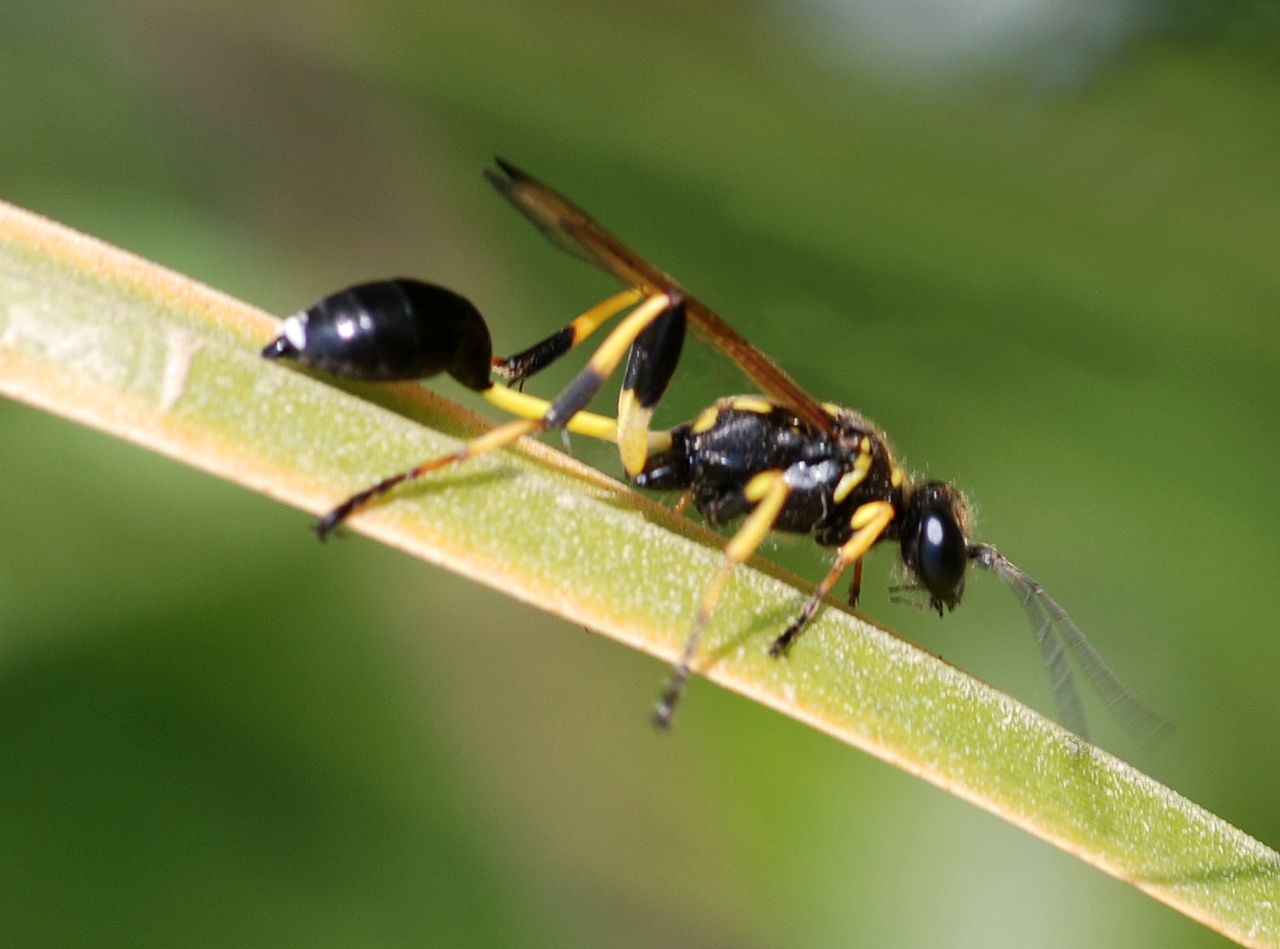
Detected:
left=262, top=159, right=1163, bottom=736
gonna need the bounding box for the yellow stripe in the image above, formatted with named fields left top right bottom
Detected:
left=464, top=418, right=540, bottom=458
left=483, top=384, right=617, bottom=441
left=837, top=501, right=895, bottom=564
left=725, top=472, right=788, bottom=562
left=568, top=286, right=645, bottom=344
left=586, top=293, right=672, bottom=375
left=850, top=499, right=893, bottom=533
left=647, top=430, right=673, bottom=454
left=832, top=457, right=870, bottom=504
left=743, top=470, right=778, bottom=502
left=691, top=406, right=719, bottom=434
left=617, top=387, right=654, bottom=477
left=729, top=396, right=773, bottom=414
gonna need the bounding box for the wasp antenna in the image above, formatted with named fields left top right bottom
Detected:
left=1009, top=563, right=1089, bottom=739
left=970, top=544, right=1170, bottom=743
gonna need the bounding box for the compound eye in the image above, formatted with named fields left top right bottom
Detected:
left=916, top=507, right=968, bottom=602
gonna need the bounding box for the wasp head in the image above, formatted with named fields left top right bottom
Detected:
left=900, top=481, right=973, bottom=615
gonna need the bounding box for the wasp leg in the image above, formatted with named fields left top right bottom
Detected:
left=482, top=384, right=618, bottom=442
left=493, top=287, right=644, bottom=383
left=653, top=470, right=791, bottom=729
left=847, top=558, right=865, bottom=608
left=315, top=418, right=539, bottom=539
left=484, top=383, right=676, bottom=455
left=768, top=500, right=895, bottom=657
left=538, top=291, right=677, bottom=428
left=617, top=298, right=686, bottom=477
left=317, top=293, right=674, bottom=537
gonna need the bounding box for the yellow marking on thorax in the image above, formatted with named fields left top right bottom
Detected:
left=729, top=396, right=774, bottom=414
left=691, top=406, right=720, bottom=433
left=832, top=451, right=874, bottom=503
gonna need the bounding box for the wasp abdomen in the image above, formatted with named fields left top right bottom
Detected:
left=262, top=278, right=493, bottom=390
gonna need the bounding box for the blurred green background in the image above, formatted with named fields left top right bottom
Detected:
left=1, top=1, right=1277, bottom=946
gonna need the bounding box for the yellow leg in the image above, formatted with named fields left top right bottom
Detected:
left=561, top=287, right=645, bottom=349
left=493, top=287, right=644, bottom=382
left=768, top=500, right=895, bottom=657
left=485, top=381, right=673, bottom=455
left=616, top=296, right=685, bottom=477
left=616, top=388, right=654, bottom=478
left=584, top=294, right=672, bottom=376
left=318, top=297, right=674, bottom=539
left=653, top=471, right=790, bottom=728
left=483, top=383, right=618, bottom=442
left=495, top=290, right=675, bottom=462
left=539, top=292, right=673, bottom=431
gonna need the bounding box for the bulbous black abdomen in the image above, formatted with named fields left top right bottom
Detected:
left=262, top=278, right=493, bottom=390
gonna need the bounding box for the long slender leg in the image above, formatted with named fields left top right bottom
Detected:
left=316, top=292, right=673, bottom=537
left=768, top=500, right=895, bottom=657
left=847, top=558, right=864, bottom=608
left=653, top=470, right=791, bottom=729
left=482, top=383, right=618, bottom=442
left=493, top=287, right=644, bottom=383
left=316, top=417, right=540, bottom=538
left=540, top=292, right=676, bottom=428
left=483, top=382, right=674, bottom=455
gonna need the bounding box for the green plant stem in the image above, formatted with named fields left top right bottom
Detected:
left=1, top=199, right=1277, bottom=947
